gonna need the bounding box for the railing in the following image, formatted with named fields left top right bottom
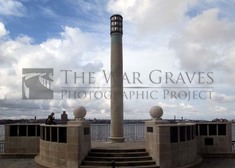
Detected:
left=40, top=125, right=67, bottom=143
left=91, top=124, right=144, bottom=141
left=91, top=124, right=110, bottom=141
left=0, top=140, right=4, bottom=153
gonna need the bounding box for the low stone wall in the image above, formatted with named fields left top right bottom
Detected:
left=37, top=138, right=67, bottom=167
left=4, top=124, right=40, bottom=154
left=145, top=121, right=198, bottom=168
left=196, top=122, right=232, bottom=154
left=35, top=121, right=91, bottom=168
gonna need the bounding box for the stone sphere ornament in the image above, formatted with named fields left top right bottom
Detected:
left=149, top=106, right=163, bottom=120
left=73, top=106, right=87, bottom=120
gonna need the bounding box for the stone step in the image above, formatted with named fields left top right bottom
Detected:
left=85, top=155, right=152, bottom=161
left=79, top=165, right=159, bottom=168
left=80, top=148, right=157, bottom=167
left=88, top=151, right=149, bottom=157
left=81, top=160, right=156, bottom=166
left=90, top=148, right=146, bottom=153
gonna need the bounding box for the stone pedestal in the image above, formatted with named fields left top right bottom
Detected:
left=67, top=120, right=91, bottom=167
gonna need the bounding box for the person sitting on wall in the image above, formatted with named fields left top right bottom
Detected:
left=45, top=112, right=56, bottom=125
left=61, top=111, right=68, bottom=124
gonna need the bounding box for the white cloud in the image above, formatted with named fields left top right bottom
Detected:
left=211, top=92, right=235, bottom=103
left=213, top=105, right=228, bottom=113
left=0, top=25, right=107, bottom=119
left=184, top=8, right=235, bottom=44
left=169, top=7, right=235, bottom=72
left=0, top=86, right=10, bottom=99
left=223, top=46, right=235, bottom=84
left=0, top=0, right=26, bottom=17
left=0, top=22, right=8, bottom=37
left=107, top=0, right=196, bottom=34
left=40, top=6, right=58, bottom=18
left=158, top=102, right=196, bottom=112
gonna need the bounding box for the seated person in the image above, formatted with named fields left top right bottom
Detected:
left=61, top=111, right=68, bottom=124
left=45, top=112, right=56, bottom=125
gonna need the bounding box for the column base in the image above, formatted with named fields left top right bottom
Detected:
left=108, top=136, right=125, bottom=143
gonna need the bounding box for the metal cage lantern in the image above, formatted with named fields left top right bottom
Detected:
left=110, top=14, right=123, bottom=34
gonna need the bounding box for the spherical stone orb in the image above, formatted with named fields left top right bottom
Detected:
left=149, top=106, right=163, bottom=119
left=73, top=106, right=87, bottom=119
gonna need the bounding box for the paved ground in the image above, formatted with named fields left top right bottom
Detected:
left=1, top=158, right=235, bottom=168
left=1, top=158, right=36, bottom=168
left=1, top=157, right=235, bottom=168
left=1, top=142, right=235, bottom=168
left=199, top=158, right=235, bottom=168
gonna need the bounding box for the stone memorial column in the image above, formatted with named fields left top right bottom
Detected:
left=109, top=14, right=125, bottom=143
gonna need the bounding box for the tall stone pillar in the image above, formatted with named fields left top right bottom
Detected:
left=109, top=14, right=125, bottom=143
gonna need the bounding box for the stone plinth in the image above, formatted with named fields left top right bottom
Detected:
left=145, top=121, right=199, bottom=168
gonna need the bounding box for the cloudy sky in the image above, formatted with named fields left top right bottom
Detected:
left=0, top=0, right=235, bottom=120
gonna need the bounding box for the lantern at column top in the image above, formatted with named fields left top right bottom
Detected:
left=110, top=14, right=123, bottom=35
